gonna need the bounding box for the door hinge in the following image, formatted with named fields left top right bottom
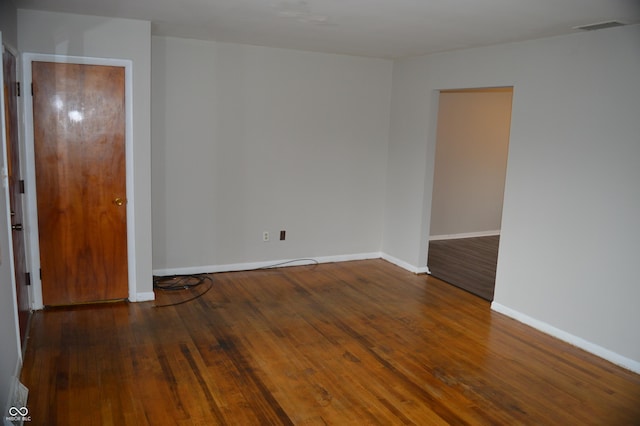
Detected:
left=31, top=82, right=34, bottom=96
left=19, top=180, right=25, bottom=194
left=39, top=269, right=42, bottom=280
left=16, top=82, right=20, bottom=97
left=25, top=272, right=31, bottom=286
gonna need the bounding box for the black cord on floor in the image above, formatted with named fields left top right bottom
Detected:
left=151, top=258, right=319, bottom=308
left=153, top=274, right=214, bottom=308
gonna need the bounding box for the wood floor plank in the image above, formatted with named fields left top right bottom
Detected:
left=20, top=259, right=640, bottom=425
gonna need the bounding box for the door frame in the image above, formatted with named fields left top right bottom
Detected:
left=1, top=32, right=24, bottom=362
left=22, top=53, right=137, bottom=309
left=3, top=41, right=31, bottom=343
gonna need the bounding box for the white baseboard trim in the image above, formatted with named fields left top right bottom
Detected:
left=491, top=302, right=640, bottom=374
left=152, top=252, right=383, bottom=277
left=134, top=292, right=156, bottom=302
left=430, top=230, right=500, bottom=241
left=380, top=253, right=430, bottom=274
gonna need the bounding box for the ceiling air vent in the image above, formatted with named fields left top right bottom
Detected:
left=573, top=21, right=627, bottom=31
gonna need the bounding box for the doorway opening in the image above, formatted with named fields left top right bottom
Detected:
left=427, top=87, right=513, bottom=301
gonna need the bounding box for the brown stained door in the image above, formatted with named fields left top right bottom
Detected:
left=3, top=47, right=30, bottom=342
left=32, top=62, right=128, bottom=306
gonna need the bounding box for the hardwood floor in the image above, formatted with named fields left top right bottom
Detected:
left=428, top=235, right=500, bottom=301
left=21, top=260, right=640, bottom=425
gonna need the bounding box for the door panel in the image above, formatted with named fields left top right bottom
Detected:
left=32, top=62, right=128, bottom=305
left=3, top=47, right=30, bottom=341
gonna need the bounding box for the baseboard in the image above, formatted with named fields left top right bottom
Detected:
left=491, top=302, right=640, bottom=374
left=380, top=253, right=430, bottom=274
left=430, top=230, right=500, bottom=241
left=152, top=252, right=383, bottom=277
left=153, top=252, right=431, bottom=279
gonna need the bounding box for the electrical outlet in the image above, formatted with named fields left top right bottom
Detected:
left=263, top=231, right=269, bottom=242
left=280, top=230, right=286, bottom=240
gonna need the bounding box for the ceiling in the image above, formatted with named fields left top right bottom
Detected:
left=17, top=0, right=640, bottom=58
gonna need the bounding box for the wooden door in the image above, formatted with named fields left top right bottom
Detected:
left=32, top=62, right=128, bottom=306
left=3, top=47, right=30, bottom=341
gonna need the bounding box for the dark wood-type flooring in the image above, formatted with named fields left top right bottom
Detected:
left=21, top=259, right=640, bottom=425
left=428, top=235, right=500, bottom=301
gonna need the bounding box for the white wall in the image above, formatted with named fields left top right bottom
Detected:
left=17, top=10, right=154, bottom=297
left=151, top=37, right=392, bottom=272
left=430, top=89, right=511, bottom=237
left=384, top=24, right=640, bottom=370
left=0, top=0, right=22, bottom=410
